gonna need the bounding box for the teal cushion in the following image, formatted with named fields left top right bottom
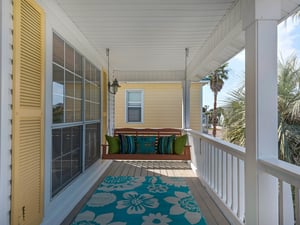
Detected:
left=136, top=136, right=156, bottom=154
left=174, top=134, right=187, bottom=155
left=158, top=135, right=175, bottom=154
left=119, top=135, right=135, bottom=154
left=105, top=135, right=120, bottom=154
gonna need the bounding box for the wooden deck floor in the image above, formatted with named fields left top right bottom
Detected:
left=62, top=160, right=230, bottom=225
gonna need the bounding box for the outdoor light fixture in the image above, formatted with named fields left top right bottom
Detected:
left=106, top=48, right=120, bottom=95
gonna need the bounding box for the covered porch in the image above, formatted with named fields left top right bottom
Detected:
left=1, top=0, right=300, bottom=224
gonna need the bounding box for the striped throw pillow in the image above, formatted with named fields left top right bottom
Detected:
left=119, top=135, right=135, bottom=154
left=158, top=135, right=175, bottom=154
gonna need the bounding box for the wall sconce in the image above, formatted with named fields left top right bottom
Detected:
left=106, top=48, right=120, bottom=95
left=108, top=78, right=120, bottom=95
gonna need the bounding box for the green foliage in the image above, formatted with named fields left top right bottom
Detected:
left=278, top=55, right=300, bottom=165
left=223, top=86, right=246, bottom=146
left=222, top=55, right=300, bottom=165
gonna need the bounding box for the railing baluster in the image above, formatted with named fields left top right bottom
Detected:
left=231, top=154, right=234, bottom=210
left=296, top=187, right=300, bottom=225
left=226, top=153, right=230, bottom=205
left=217, top=148, right=220, bottom=195
left=237, top=158, right=240, bottom=218
left=214, top=146, right=217, bottom=191
left=221, top=150, right=224, bottom=199
left=279, top=179, right=283, bottom=225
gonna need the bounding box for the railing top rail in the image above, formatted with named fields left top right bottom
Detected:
left=188, top=130, right=246, bottom=160
left=259, top=158, right=300, bottom=187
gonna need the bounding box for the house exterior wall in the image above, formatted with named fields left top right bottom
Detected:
left=115, top=83, right=202, bottom=130
left=0, top=0, right=13, bottom=224
left=32, top=1, right=111, bottom=225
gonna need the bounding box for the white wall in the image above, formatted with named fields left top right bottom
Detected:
left=0, top=0, right=13, bottom=224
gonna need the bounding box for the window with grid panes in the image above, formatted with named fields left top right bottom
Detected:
left=51, top=33, right=101, bottom=197
left=126, top=90, right=143, bottom=123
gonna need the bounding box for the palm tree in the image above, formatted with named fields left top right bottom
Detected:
left=277, top=55, right=300, bottom=164
left=208, top=63, right=229, bottom=137
left=222, top=55, right=300, bottom=165
left=223, top=86, right=246, bottom=146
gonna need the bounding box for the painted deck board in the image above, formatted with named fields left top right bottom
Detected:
left=61, top=160, right=230, bottom=225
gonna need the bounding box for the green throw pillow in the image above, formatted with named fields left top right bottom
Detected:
left=174, top=134, right=187, bottom=155
left=105, top=135, right=120, bottom=154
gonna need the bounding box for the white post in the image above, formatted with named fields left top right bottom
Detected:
left=182, top=80, right=191, bottom=129
left=243, top=0, right=281, bottom=224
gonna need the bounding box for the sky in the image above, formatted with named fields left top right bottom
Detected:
left=202, top=16, right=300, bottom=109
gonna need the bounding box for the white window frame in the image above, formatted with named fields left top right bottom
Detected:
left=125, top=89, right=144, bottom=123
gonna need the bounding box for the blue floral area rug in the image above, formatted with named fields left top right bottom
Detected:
left=72, top=176, right=207, bottom=225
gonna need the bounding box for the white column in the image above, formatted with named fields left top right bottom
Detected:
left=107, top=93, right=114, bottom=136
left=243, top=0, right=280, bottom=224
left=182, top=80, right=191, bottom=129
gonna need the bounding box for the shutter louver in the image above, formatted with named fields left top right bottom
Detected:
left=12, top=0, right=45, bottom=225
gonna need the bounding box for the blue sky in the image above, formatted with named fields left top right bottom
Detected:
left=202, top=16, right=300, bottom=109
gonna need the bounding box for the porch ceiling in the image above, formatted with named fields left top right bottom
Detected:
left=53, top=0, right=300, bottom=81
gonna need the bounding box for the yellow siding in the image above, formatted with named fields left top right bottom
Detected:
left=190, top=83, right=202, bottom=130
left=12, top=0, right=45, bottom=224
left=115, top=83, right=202, bottom=129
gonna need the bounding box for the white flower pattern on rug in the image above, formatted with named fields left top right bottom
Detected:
left=73, top=211, right=126, bottom=225
left=116, top=191, right=159, bottom=214
left=87, top=193, right=116, bottom=207
left=142, top=213, right=172, bottom=225
left=98, top=176, right=145, bottom=191
left=165, top=191, right=202, bottom=224
left=147, top=183, right=168, bottom=193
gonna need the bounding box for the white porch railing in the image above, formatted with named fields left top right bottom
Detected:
left=188, top=130, right=300, bottom=225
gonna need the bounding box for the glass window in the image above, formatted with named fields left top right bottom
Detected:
left=51, top=32, right=101, bottom=197
left=53, top=33, right=64, bottom=66
left=52, top=126, right=82, bottom=197
left=126, top=90, right=143, bottom=123
left=65, top=43, right=74, bottom=72
left=85, top=123, right=100, bottom=169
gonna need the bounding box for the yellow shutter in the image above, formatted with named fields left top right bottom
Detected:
left=12, top=0, right=45, bottom=224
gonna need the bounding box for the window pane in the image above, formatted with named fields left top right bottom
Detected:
left=75, top=99, right=82, bottom=121
left=95, top=70, right=101, bottom=86
left=65, top=71, right=74, bottom=97
left=51, top=126, right=83, bottom=197
left=75, top=76, right=82, bottom=99
left=52, top=159, right=61, bottom=196
left=85, top=123, right=100, bottom=169
left=85, top=60, right=91, bottom=81
left=128, top=92, right=141, bottom=102
left=75, top=51, right=83, bottom=76
left=128, top=107, right=141, bottom=122
left=85, top=102, right=90, bottom=121
left=65, top=97, right=74, bottom=122
left=53, top=33, right=64, bottom=66
left=53, top=65, right=64, bottom=123
left=62, top=127, right=72, bottom=155
left=53, top=65, right=64, bottom=95
left=62, top=154, right=72, bottom=185
left=65, top=43, right=74, bottom=72
left=85, top=82, right=90, bottom=101
left=52, top=129, right=61, bottom=159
